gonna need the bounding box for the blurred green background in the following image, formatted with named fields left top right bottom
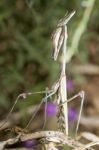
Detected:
left=0, top=0, right=81, bottom=114
left=0, top=0, right=99, bottom=141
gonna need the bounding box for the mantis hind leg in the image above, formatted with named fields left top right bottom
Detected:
left=58, top=91, right=85, bottom=138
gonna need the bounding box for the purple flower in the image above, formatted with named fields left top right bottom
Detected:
left=67, top=80, right=74, bottom=91
left=68, top=107, right=77, bottom=121
left=22, top=139, right=37, bottom=148
left=46, top=102, right=57, bottom=116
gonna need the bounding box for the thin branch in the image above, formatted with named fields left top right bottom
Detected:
left=0, top=131, right=95, bottom=150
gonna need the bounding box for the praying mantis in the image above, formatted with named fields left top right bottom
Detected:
left=0, top=11, right=95, bottom=150
left=0, top=11, right=96, bottom=150
left=0, top=11, right=84, bottom=138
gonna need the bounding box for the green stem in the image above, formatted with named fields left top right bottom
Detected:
left=66, top=0, right=95, bottom=63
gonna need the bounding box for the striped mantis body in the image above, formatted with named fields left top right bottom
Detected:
left=51, top=11, right=76, bottom=135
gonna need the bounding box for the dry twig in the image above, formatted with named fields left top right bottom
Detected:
left=0, top=131, right=95, bottom=150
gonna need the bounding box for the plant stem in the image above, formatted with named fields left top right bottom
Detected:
left=66, top=0, right=95, bottom=62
